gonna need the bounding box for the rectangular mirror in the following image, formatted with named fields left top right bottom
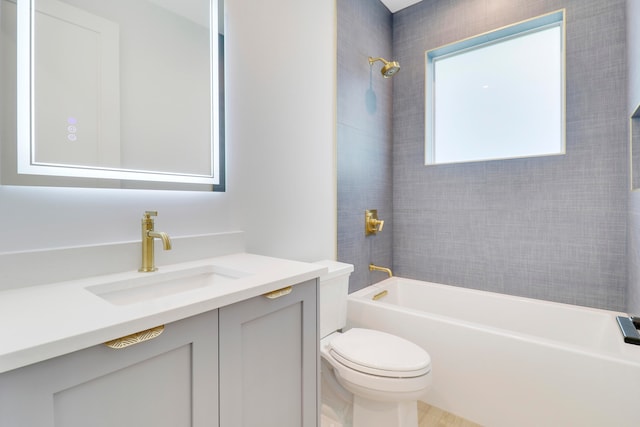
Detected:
left=13, top=0, right=223, bottom=190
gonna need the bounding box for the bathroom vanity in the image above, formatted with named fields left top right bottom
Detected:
left=0, top=248, right=322, bottom=427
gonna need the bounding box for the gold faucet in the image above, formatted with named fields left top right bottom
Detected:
left=365, top=210, right=385, bottom=235
left=369, top=263, right=393, bottom=277
left=139, top=211, right=172, bottom=272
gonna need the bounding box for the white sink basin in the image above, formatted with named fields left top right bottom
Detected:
left=86, top=265, right=249, bottom=306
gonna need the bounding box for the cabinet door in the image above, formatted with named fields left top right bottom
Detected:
left=0, top=310, right=218, bottom=427
left=219, top=279, right=318, bottom=427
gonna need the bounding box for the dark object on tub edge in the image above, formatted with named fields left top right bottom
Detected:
left=616, top=316, right=640, bottom=345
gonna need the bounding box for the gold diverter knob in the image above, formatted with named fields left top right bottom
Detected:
left=365, top=209, right=385, bottom=236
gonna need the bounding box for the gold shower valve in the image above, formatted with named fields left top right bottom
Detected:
left=365, top=209, right=384, bottom=235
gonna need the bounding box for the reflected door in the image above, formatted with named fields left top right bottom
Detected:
left=34, top=0, right=120, bottom=168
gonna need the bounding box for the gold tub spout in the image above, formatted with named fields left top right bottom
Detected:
left=369, top=263, right=393, bottom=278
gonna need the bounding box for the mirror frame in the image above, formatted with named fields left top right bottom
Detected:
left=15, top=0, right=224, bottom=190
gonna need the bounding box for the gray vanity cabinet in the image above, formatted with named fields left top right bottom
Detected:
left=0, top=310, right=219, bottom=427
left=218, top=279, right=318, bottom=427
left=0, top=279, right=319, bottom=427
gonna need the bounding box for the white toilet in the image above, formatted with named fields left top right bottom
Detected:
left=316, top=260, right=432, bottom=427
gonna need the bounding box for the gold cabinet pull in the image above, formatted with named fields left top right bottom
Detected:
left=263, top=286, right=293, bottom=299
left=104, top=325, right=165, bottom=349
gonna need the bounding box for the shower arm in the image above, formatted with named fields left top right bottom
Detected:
left=368, top=57, right=389, bottom=66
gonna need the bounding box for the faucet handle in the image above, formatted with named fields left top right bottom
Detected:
left=143, top=211, right=158, bottom=219
left=365, top=209, right=385, bottom=235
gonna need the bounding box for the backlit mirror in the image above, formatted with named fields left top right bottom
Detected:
left=14, top=0, right=223, bottom=189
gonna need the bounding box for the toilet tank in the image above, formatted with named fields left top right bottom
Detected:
left=315, top=260, right=354, bottom=339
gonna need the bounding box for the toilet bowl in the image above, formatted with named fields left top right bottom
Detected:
left=321, top=329, right=431, bottom=427
left=316, top=261, right=432, bottom=427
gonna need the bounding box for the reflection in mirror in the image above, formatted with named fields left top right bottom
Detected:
left=15, top=0, right=223, bottom=189
left=632, top=104, right=640, bottom=190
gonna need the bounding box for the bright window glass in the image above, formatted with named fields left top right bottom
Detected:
left=425, top=11, right=565, bottom=165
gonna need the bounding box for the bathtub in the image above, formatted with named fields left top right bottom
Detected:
left=346, top=277, right=640, bottom=427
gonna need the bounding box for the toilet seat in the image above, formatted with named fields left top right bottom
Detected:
left=328, top=328, right=431, bottom=378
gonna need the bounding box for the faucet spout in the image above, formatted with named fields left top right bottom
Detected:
left=369, top=263, right=393, bottom=278
left=147, top=231, right=172, bottom=250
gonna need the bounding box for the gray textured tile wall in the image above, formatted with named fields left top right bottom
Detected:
left=337, top=0, right=394, bottom=293
left=627, top=0, right=640, bottom=315
left=392, top=0, right=628, bottom=310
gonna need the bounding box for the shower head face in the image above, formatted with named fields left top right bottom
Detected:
left=381, top=61, right=400, bottom=78
left=368, top=57, right=401, bottom=78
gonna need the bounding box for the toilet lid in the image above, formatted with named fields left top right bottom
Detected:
left=329, top=328, right=431, bottom=378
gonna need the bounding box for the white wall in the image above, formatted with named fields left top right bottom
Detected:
left=0, top=0, right=337, bottom=263
left=225, top=0, right=337, bottom=261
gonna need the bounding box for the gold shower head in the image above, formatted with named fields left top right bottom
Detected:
left=368, top=56, right=400, bottom=78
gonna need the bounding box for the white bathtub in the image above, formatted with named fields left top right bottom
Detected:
left=346, top=277, right=640, bottom=427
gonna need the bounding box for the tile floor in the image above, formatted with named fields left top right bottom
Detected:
left=418, top=402, right=483, bottom=427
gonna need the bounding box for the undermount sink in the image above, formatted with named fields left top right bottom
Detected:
left=86, top=265, right=249, bottom=306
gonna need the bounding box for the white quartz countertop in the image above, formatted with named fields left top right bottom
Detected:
left=0, top=253, right=325, bottom=374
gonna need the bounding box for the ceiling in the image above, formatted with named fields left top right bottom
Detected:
left=380, top=0, right=422, bottom=13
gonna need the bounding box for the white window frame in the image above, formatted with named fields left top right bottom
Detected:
left=425, top=10, right=566, bottom=165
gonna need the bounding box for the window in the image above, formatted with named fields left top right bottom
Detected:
left=425, top=10, right=565, bottom=165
